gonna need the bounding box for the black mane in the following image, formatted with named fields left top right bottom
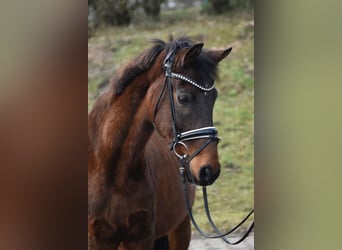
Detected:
left=112, top=36, right=218, bottom=95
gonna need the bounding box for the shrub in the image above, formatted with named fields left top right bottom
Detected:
left=202, top=0, right=253, bottom=14
left=90, top=0, right=139, bottom=26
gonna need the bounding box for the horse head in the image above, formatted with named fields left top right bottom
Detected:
left=146, top=37, right=232, bottom=186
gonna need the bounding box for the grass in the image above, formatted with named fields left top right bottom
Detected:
left=88, top=7, right=254, bottom=234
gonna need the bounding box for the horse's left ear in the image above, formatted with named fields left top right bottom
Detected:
left=207, top=47, right=233, bottom=63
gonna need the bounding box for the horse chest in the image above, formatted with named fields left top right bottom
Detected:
left=107, top=182, right=156, bottom=229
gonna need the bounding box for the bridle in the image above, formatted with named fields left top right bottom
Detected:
left=161, top=44, right=220, bottom=184
left=156, top=43, right=254, bottom=244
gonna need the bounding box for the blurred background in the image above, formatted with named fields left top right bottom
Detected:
left=88, top=0, right=254, bottom=237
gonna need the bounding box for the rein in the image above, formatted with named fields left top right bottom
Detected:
left=162, top=44, right=254, bottom=244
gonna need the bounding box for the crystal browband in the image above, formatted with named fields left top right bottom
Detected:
left=170, top=73, right=215, bottom=92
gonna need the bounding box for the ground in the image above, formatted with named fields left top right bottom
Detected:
left=189, top=235, right=254, bottom=249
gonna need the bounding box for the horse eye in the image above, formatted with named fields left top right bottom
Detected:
left=177, top=95, right=190, bottom=105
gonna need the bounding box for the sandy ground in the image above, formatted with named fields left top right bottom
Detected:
left=189, top=234, right=254, bottom=250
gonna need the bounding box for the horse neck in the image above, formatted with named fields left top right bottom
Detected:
left=114, top=97, right=154, bottom=185
left=89, top=64, right=163, bottom=188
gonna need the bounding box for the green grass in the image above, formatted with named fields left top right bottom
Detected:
left=88, top=7, right=254, bottom=234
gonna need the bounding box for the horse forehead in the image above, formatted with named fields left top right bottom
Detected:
left=182, top=62, right=216, bottom=83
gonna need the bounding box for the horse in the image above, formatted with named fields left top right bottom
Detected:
left=88, top=36, right=232, bottom=250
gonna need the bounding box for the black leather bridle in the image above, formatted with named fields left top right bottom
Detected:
left=162, top=44, right=220, bottom=184
left=157, top=43, right=254, bottom=244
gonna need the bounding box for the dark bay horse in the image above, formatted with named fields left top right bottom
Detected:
left=88, top=36, right=232, bottom=250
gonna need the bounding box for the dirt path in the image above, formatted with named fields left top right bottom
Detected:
left=189, top=235, right=254, bottom=250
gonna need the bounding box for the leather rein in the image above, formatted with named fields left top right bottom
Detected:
left=159, top=44, right=254, bottom=244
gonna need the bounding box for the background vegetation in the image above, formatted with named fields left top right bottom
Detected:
left=88, top=1, right=254, bottom=236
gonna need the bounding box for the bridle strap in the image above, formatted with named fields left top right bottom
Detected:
left=180, top=175, right=254, bottom=244
left=187, top=138, right=217, bottom=163
left=163, top=45, right=182, bottom=147
left=202, top=186, right=255, bottom=244
left=165, top=74, right=179, bottom=145
left=152, top=79, right=167, bottom=120
left=178, top=126, right=219, bottom=142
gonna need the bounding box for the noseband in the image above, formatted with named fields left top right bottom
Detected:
left=157, top=44, right=254, bottom=244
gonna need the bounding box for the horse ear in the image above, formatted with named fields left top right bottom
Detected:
left=176, top=43, right=204, bottom=67
left=207, top=47, right=232, bottom=63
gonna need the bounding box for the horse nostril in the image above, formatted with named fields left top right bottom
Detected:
left=199, top=166, right=213, bottom=186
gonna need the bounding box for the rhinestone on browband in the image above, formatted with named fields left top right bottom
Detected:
left=170, top=73, right=215, bottom=92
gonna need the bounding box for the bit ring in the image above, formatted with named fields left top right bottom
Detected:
left=172, top=141, right=190, bottom=159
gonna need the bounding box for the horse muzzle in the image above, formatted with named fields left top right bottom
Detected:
left=198, top=165, right=221, bottom=186
left=173, top=126, right=221, bottom=186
